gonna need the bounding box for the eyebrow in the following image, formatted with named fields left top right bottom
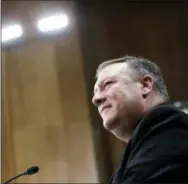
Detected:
left=93, top=77, right=115, bottom=94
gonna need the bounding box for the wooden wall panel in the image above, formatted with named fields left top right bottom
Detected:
left=54, top=27, right=99, bottom=183
left=2, top=51, right=16, bottom=182
left=2, top=1, right=98, bottom=183
left=75, top=2, right=116, bottom=182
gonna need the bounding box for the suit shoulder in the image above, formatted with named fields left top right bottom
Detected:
left=147, top=103, right=188, bottom=123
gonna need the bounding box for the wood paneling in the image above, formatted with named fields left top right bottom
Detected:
left=75, top=2, right=115, bottom=183
left=2, top=1, right=98, bottom=183
left=2, top=51, right=16, bottom=182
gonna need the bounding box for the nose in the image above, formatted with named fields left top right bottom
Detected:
left=92, top=92, right=106, bottom=107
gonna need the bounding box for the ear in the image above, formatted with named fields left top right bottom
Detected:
left=140, top=75, right=154, bottom=98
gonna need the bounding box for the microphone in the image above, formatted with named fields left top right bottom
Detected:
left=4, top=166, right=39, bottom=184
left=26, top=166, right=39, bottom=175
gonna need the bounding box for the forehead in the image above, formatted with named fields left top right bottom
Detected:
left=94, top=62, right=130, bottom=89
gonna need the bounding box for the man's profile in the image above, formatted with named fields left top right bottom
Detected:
left=92, top=56, right=188, bottom=183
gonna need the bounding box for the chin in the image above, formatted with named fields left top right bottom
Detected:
left=103, top=121, right=111, bottom=130
left=103, top=117, right=118, bottom=131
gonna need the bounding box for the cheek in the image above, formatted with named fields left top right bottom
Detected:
left=109, top=86, right=140, bottom=110
left=109, top=89, right=127, bottom=109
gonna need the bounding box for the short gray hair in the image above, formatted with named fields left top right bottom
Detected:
left=96, top=55, right=169, bottom=102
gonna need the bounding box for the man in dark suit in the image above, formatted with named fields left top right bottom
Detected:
left=92, top=56, right=188, bottom=183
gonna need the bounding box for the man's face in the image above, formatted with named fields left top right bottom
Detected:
left=92, top=63, right=144, bottom=140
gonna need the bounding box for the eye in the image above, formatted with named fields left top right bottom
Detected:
left=104, top=80, right=114, bottom=89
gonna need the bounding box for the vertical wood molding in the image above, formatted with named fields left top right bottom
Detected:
left=2, top=51, right=16, bottom=182
left=75, top=2, right=114, bottom=183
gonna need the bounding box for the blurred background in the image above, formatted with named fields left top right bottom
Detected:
left=2, top=0, right=188, bottom=183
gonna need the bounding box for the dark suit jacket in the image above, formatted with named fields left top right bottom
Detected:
left=110, top=103, right=188, bottom=184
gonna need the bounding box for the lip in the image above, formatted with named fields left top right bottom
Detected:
left=100, top=105, right=111, bottom=114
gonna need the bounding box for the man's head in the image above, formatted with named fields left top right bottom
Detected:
left=92, top=55, right=169, bottom=142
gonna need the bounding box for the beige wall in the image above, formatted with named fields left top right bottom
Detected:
left=2, top=1, right=98, bottom=183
